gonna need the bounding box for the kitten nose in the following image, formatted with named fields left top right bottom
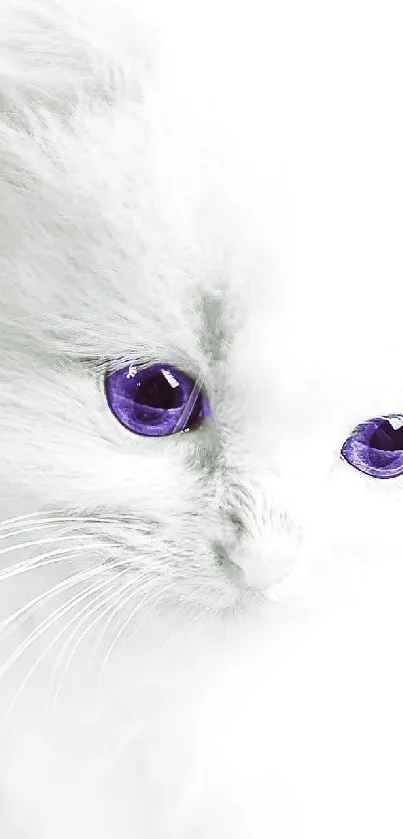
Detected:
left=229, top=544, right=298, bottom=591
left=226, top=519, right=302, bottom=591
left=220, top=474, right=303, bottom=590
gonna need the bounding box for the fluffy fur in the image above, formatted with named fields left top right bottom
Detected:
left=1, top=1, right=403, bottom=837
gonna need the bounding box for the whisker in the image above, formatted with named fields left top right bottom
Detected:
left=0, top=516, right=133, bottom=541
left=0, top=566, right=112, bottom=685
left=0, top=577, right=116, bottom=729
left=0, top=521, right=73, bottom=542
left=0, top=534, right=96, bottom=557
left=91, top=575, right=148, bottom=659
left=0, top=556, right=131, bottom=659
left=50, top=574, right=125, bottom=687
left=0, top=559, right=113, bottom=644
left=0, top=511, right=136, bottom=536
left=0, top=510, right=69, bottom=532
left=98, top=581, right=170, bottom=682
left=0, top=542, right=106, bottom=583
left=50, top=576, right=126, bottom=711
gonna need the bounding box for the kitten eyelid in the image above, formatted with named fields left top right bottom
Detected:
left=103, top=355, right=204, bottom=383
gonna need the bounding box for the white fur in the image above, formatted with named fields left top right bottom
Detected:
left=1, top=1, right=403, bottom=836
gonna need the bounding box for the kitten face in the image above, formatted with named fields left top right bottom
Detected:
left=1, top=0, right=403, bottom=626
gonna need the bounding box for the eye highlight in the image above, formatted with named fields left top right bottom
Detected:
left=341, top=415, right=403, bottom=478
left=105, top=363, right=211, bottom=437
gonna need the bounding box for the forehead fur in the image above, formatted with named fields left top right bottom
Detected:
left=0, top=0, right=274, bottom=379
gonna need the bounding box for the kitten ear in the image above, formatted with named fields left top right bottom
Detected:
left=0, top=0, right=156, bottom=124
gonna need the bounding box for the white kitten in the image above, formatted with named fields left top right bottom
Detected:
left=1, top=1, right=403, bottom=837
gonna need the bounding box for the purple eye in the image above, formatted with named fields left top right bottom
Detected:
left=105, top=363, right=211, bottom=437
left=341, top=415, right=403, bottom=478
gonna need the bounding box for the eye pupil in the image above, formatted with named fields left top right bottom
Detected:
left=135, top=374, right=182, bottom=410
left=369, top=420, right=403, bottom=452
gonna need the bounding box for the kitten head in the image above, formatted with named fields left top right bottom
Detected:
left=1, top=0, right=403, bottom=622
